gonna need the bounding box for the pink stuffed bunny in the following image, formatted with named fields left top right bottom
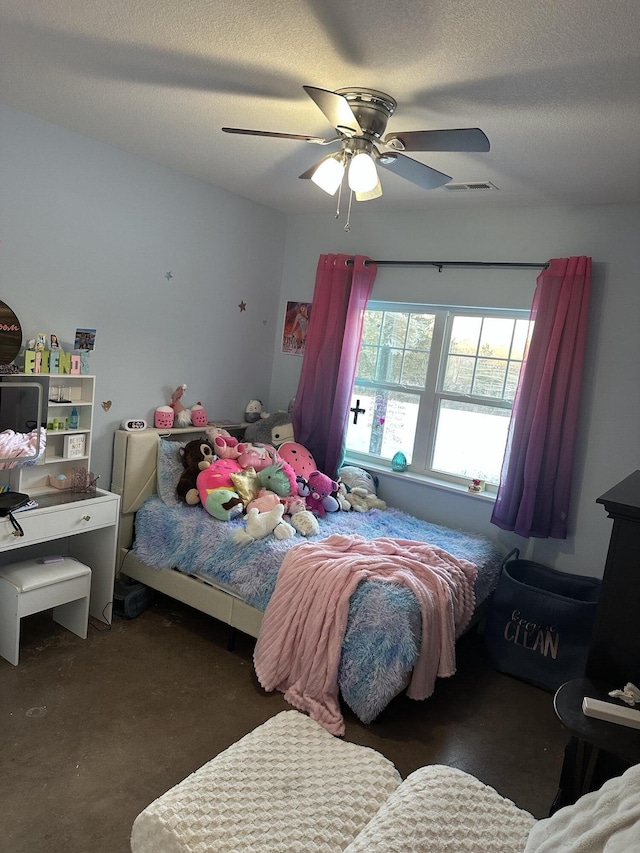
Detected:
left=211, top=434, right=241, bottom=459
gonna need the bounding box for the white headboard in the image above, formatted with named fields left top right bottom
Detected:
left=111, top=426, right=207, bottom=565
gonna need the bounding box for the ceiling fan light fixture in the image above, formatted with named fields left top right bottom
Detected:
left=355, top=177, right=383, bottom=201
left=348, top=151, right=378, bottom=193
left=311, top=155, right=345, bottom=195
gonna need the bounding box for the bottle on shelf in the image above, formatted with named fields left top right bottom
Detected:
left=69, top=407, right=79, bottom=430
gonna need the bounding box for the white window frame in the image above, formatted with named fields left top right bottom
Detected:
left=345, top=301, right=531, bottom=494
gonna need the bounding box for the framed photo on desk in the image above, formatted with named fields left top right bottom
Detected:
left=63, top=434, right=86, bottom=459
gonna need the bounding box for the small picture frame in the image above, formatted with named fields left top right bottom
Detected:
left=63, top=433, right=86, bottom=459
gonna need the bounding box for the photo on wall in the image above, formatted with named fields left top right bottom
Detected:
left=74, top=328, right=97, bottom=351
left=282, top=301, right=312, bottom=356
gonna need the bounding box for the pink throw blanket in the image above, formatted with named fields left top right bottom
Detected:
left=254, top=534, right=477, bottom=735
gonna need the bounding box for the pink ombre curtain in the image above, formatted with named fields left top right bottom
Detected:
left=292, top=254, right=377, bottom=478
left=491, top=256, right=592, bottom=539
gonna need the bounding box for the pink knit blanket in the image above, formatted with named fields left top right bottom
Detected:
left=254, top=534, right=478, bottom=735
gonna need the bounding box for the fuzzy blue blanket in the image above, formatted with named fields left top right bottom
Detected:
left=133, top=497, right=502, bottom=723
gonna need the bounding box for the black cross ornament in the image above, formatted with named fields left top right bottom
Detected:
left=350, top=399, right=366, bottom=424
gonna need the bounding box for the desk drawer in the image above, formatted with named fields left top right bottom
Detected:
left=0, top=497, right=118, bottom=550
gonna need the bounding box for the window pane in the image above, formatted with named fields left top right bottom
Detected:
left=346, top=385, right=418, bottom=462
left=472, top=357, right=508, bottom=398
left=479, top=317, right=514, bottom=356
left=374, top=347, right=403, bottom=384
left=381, top=313, right=408, bottom=347
left=511, top=319, right=532, bottom=360
left=407, top=314, right=434, bottom=350
left=362, top=311, right=383, bottom=345
left=505, top=361, right=522, bottom=400
left=401, top=350, right=429, bottom=387
left=449, top=316, right=481, bottom=355
left=356, top=345, right=378, bottom=380
left=431, top=400, right=511, bottom=484
left=443, top=354, right=475, bottom=394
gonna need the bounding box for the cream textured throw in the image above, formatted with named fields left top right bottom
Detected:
left=344, top=764, right=535, bottom=852
left=524, top=762, right=640, bottom=852
left=130, top=710, right=401, bottom=853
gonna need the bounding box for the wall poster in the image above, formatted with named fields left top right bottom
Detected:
left=281, top=301, right=312, bottom=356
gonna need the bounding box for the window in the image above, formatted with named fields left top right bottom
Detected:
left=345, top=303, right=532, bottom=490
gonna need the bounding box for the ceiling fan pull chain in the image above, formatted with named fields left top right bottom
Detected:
left=335, top=180, right=343, bottom=219
left=344, top=190, right=354, bottom=232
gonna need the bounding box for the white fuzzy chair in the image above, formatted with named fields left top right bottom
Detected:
left=131, top=711, right=640, bottom=853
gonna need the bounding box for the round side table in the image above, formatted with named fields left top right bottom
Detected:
left=551, top=677, right=640, bottom=813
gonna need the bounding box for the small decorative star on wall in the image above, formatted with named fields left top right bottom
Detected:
left=165, top=272, right=173, bottom=281
left=239, top=301, right=247, bottom=312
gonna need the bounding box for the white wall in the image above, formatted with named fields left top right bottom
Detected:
left=271, top=203, right=640, bottom=578
left=0, top=106, right=286, bottom=481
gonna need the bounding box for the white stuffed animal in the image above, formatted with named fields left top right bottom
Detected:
left=338, top=465, right=387, bottom=513
left=344, top=487, right=387, bottom=513
left=290, top=509, right=320, bottom=537
left=233, top=503, right=295, bottom=546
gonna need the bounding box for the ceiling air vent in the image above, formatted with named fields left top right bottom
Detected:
left=443, top=181, right=499, bottom=191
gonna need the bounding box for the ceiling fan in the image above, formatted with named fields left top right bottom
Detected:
left=222, top=85, right=490, bottom=202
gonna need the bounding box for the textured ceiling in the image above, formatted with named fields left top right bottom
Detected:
left=1, top=0, right=639, bottom=214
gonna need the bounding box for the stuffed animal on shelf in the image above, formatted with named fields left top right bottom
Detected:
left=305, top=470, right=339, bottom=518
left=244, top=411, right=294, bottom=448
left=233, top=504, right=295, bottom=546
left=170, top=384, right=192, bottom=428
left=244, top=400, right=269, bottom=423
left=176, top=439, right=216, bottom=505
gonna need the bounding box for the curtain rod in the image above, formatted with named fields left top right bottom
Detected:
left=346, top=259, right=548, bottom=271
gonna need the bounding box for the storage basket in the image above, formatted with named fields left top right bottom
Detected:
left=484, top=549, right=601, bottom=692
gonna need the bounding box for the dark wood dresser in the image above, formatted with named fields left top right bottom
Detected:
left=587, top=470, right=640, bottom=685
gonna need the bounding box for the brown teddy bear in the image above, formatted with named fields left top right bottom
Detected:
left=176, top=439, right=215, bottom=505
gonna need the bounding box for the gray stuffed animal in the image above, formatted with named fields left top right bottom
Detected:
left=244, top=410, right=294, bottom=448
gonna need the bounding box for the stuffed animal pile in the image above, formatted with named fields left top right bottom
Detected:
left=174, top=416, right=386, bottom=543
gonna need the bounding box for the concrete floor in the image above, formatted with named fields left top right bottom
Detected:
left=1, top=594, right=568, bottom=853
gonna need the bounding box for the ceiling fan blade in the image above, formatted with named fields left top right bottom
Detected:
left=383, top=128, right=490, bottom=152
left=222, top=127, right=326, bottom=143
left=303, top=86, right=363, bottom=136
left=377, top=152, right=451, bottom=190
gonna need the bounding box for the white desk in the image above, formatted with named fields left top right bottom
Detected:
left=0, top=488, right=120, bottom=624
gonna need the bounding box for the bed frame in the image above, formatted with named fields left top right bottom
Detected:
left=111, top=427, right=264, bottom=637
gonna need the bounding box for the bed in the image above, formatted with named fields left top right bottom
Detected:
left=112, top=427, right=503, bottom=725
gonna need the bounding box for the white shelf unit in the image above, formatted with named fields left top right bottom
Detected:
left=2, top=374, right=95, bottom=495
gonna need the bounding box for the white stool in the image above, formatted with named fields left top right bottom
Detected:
left=0, top=557, right=92, bottom=665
